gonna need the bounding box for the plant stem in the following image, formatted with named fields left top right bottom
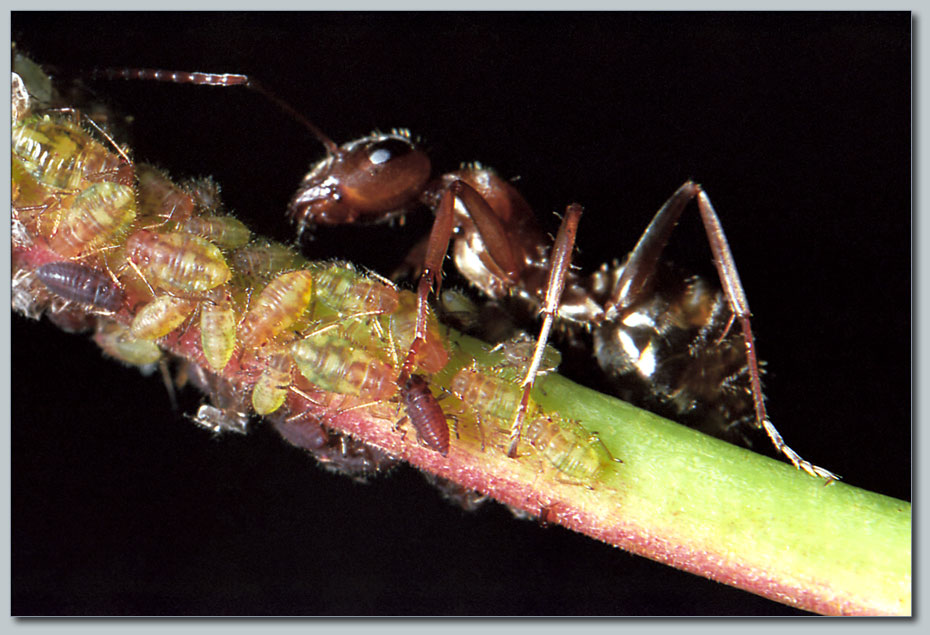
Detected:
left=300, top=328, right=911, bottom=616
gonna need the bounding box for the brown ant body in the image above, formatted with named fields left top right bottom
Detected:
left=97, top=67, right=836, bottom=480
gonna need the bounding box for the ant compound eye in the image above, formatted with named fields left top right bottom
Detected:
left=337, top=134, right=431, bottom=215
left=366, top=136, right=413, bottom=166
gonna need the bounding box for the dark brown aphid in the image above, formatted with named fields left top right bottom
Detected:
left=401, top=375, right=450, bottom=456
left=34, top=261, right=125, bottom=311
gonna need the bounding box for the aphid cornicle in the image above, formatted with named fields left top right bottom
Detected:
left=401, top=375, right=450, bottom=456
left=238, top=269, right=315, bottom=349
left=124, top=229, right=232, bottom=295
left=34, top=261, right=125, bottom=312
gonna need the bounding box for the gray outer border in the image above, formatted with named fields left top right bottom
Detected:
left=3, top=2, right=919, bottom=629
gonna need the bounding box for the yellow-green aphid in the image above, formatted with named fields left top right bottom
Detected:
left=522, top=415, right=616, bottom=482
left=290, top=331, right=397, bottom=401
left=251, top=348, right=293, bottom=415
left=12, top=115, right=122, bottom=190
left=230, top=240, right=305, bottom=280
left=124, top=229, right=231, bottom=295
left=200, top=300, right=238, bottom=371
left=308, top=261, right=399, bottom=315
left=47, top=181, right=137, bottom=257
left=180, top=214, right=251, bottom=250
left=449, top=365, right=526, bottom=422
left=239, top=269, right=314, bottom=349
left=136, top=164, right=195, bottom=223
left=130, top=294, right=196, bottom=340
left=94, top=320, right=164, bottom=367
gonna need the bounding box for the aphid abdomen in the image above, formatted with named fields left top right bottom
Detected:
left=12, top=115, right=123, bottom=191
left=523, top=417, right=605, bottom=481
left=290, top=334, right=396, bottom=401
left=125, top=229, right=231, bottom=295
left=136, top=164, right=195, bottom=223
left=239, top=269, right=315, bottom=349
left=47, top=182, right=137, bottom=257
left=180, top=214, right=251, bottom=249
left=251, top=348, right=293, bottom=415
left=230, top=240, right=305, bottom=280
left=389, top=291, right=449, bottom=374
left=130, top=294, right=196, bottom=340
left=402, top=375, right=450, bottom=456
left=34, top=261, right=125, bottom=311
left=309, top=261, right=399, bottom=315
left=199, top=301, right=238, bottom=371
left=449, top=367, right=521, bottom=422
left=94, top=320, right=164, bottom=367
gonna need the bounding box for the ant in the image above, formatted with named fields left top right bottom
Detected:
left=95, top=67, right=837, bottom=481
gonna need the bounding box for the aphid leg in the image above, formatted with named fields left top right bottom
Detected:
left=606, top=181, right=837, bottom=481
left=124, top=258, right=157, bottom=297
left=158, top=358, right=178, bottom=410
left=506, top=204, right=583, bottom=458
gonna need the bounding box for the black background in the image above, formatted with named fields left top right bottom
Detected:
left=11, top=12, right=910, bottom=616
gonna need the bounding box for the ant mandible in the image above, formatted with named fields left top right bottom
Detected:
left=97, top=67, right=837, bottom=481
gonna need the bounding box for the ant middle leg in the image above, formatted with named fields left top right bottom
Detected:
left=506, top=204, right=583, bottom=458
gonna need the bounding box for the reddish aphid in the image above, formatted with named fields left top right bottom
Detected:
left=401, top=375, right=450, bottom=456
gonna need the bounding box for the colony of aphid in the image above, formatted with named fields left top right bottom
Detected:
left=11, top=56, right=627, bottom=492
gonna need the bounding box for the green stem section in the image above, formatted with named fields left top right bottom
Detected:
left=377, top=330, right=910, bottom=616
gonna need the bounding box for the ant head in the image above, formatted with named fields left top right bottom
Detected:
left=288, top=131, right=431, bottom=228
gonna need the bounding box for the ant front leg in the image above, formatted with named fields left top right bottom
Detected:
left=607, top=181, right=837, bottom=481
left=398, top=180, right=522, bottom=383
left=506, top=204, right=583, bottom=458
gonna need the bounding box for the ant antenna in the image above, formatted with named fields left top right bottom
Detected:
left=93, top=68, right=341, bottom=156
